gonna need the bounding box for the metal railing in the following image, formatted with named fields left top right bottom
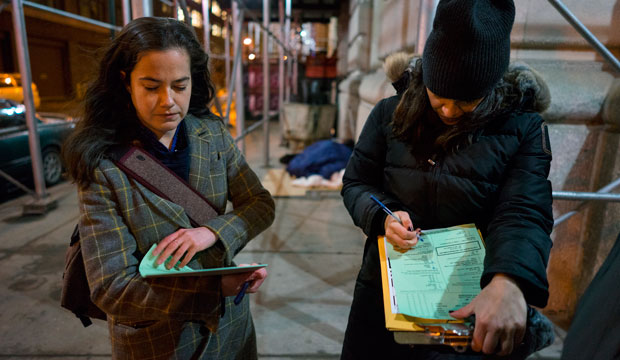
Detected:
left=547, top=0, right=620, bottom=73
left=552, top=177, right=620, bottom=228
left=545, top=0, right=620, bottom=228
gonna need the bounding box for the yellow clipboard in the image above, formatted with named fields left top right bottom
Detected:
left=378, top=231, right=480, bottom=350
left=377, top=235, right=425, bottom=331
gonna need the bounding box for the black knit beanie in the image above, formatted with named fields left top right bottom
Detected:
left=422, top=0, right=515, bottom=101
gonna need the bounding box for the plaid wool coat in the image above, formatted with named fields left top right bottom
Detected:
left=78, top=114, right=275, bottom=360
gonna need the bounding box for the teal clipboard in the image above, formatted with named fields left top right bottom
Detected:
left=139, top=244, right=267, bottom=278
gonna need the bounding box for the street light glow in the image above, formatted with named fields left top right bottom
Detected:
left=248, top=53, right=256, bottom=60
left=243, top=37, right=252, bottom=45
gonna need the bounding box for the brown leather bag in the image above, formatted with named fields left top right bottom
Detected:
left=61, top=225, right=107, bottom=327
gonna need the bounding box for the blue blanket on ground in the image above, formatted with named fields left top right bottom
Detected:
left=286, top=140, right=353, bottom=179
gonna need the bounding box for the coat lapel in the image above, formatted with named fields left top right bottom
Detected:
left=185, top=115, right=213, bottom=197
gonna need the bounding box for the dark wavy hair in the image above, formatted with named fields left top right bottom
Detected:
left=63, top=17, right=215, bottom=188
left=392, top=58, right=515, bottom=153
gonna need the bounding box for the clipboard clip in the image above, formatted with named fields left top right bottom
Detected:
left=393, top=319, right=475, bottom=353
left=418, top=322, right=473, bottom=353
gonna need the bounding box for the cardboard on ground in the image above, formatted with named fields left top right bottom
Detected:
left=261, top=168, right=340, bottom=197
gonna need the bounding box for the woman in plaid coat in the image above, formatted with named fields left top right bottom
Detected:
left=63, top=17, right=275, bottom=359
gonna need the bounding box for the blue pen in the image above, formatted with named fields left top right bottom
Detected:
left=370, top=195, right=420, bottom=238
left=234, top=281, right=250, bottom=305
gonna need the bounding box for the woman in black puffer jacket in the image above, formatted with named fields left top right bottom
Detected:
left=340, top=1, right=554, bottom=359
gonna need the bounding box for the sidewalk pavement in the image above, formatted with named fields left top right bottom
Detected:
left=0, top=124, right=565, bottom=359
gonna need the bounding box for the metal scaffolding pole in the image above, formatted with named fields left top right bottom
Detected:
left=23, top=1, right=121, bottom=30
left=11, top=0, right=56, bottom=214
left=262, top=0, right=270, bottom=167
left=202, top=0, right=211, bottom=53
left=122, top=0, right=131, bottom=25
left=178, top=0, right=191, bottom=27
left=278, top=0, right=284, bottom=133
left=0, top=169, right=36, bottom=196
left=547, top=0, right=620, bottom=73
left=553, top=177, right=620, bottom=228
left=291, top=6, right=297, bottom=98
left=225, top=17, right=231, bottom=92
left=131, top=0, right=153, bottom=18
left=415, top=0, right=439, bottom=55
left=232, top=1, right=246, bottom=153
left=142, top=0, right=153, bottom=17
left=292, top=50, right=297, bottom=97
left=284, top=0, right=291, bottom=102
left=108, top=0, right=117, bottom=37
left=224, top=15, right=243, bottom=124
left=553, top=191, right=620, bottom=202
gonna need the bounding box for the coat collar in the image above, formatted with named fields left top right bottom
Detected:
left=184, top=113, right=211, bottom=140
left=185, top=113, right=216, bottom=197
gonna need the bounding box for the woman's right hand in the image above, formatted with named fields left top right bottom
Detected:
left=153, top=227, right=218, bottom=269
left=221, top=265, right=268, bottom=297
left=384, top=211, right=420, bottom=250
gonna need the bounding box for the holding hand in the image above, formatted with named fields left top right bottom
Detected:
left=384, top=211, right=420, bottom=250
left=153, top=227, right=218, bottom=269
left=450, top=273, right=527, bottom=356
left=221, top=265, right=268, bottom=297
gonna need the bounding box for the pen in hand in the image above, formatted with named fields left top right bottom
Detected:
left=370, top=195, right=421, bottom=240
left=234, top=281, right=251, bottom=305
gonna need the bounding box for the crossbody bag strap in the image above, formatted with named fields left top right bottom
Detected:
left=109, top=146, right=219, bottom=226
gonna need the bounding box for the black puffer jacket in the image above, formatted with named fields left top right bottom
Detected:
left=342, top=63, right=554, bottom=307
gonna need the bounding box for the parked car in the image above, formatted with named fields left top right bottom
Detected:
left=0, top=73, right=41, bottom=109
left=0, top=98, right=75, bottom=195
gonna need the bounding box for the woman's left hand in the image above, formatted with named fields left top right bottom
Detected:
left=450, top=273, right=527, bottom=356
left=152, top=227, right=218, bottom=269
left=221, top=265, right=268, bottom=297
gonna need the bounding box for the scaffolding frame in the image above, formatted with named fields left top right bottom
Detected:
left=8, top=0, right=617, bottom=219
left=224, top=0, right=295, bottom=168
left=4, top=0, right=297, bottom=212
left=544, top=0, right=620, bottom=227
left=5, top=0, right=57, bottom=214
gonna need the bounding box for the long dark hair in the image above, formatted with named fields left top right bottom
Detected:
left=392, top=58, right=514, bottom=153
left=63, top=17, right=215, bottom=189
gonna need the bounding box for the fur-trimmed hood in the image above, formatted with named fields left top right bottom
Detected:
left=383, top=52, right=551, bottom=113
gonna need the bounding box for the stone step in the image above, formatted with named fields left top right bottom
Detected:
left=345, top=56, right=618, bottom=133
left=523, top=57, right=618, bottom=124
